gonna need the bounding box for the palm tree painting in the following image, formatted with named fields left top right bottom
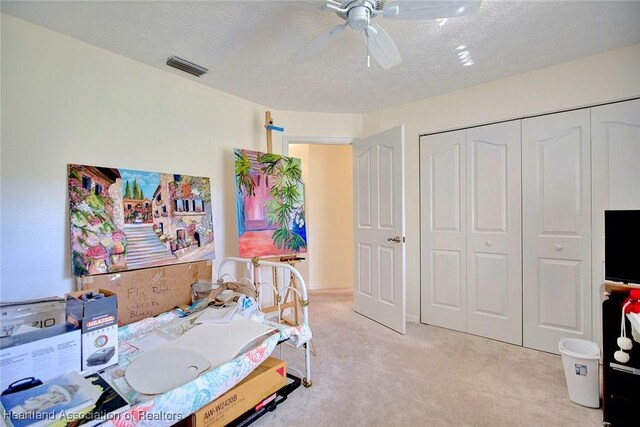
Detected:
left=234, top=148, right=307, bottom=258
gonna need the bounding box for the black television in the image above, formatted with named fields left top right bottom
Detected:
left=605, top=210, right=640, bottom=284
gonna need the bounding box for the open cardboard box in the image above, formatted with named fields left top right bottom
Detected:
left=189, top=357, right=287, bottom=427
left=66, top=288, right=119, bottom=372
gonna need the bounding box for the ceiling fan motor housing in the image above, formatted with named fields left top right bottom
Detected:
left=341, top=0, right=381, bottom=30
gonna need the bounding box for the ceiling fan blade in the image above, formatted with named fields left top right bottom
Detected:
left=363, top=23, right=402, bottom=70
left=290, top=24, right=348, bottom=63
left=383, top=0, right=482, bottom=20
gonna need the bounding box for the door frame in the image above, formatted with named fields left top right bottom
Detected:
left=281, top=135, right=355, bottom=291
left=282, top=135, right=354, bottom=156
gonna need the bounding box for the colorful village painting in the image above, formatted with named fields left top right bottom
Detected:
left=68, top=164, right=214, bottom=276
left=234, top=149, right=307, bottom=258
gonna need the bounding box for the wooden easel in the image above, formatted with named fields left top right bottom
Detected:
left=249, top=110, right=280, bottom=291
left=265, top=111, right=274, bottom=153
left=264, top=110, right=284, bottom=153
left=253, top=111, right=299, bottom=325
left=252, top=112, right=305, bottom=324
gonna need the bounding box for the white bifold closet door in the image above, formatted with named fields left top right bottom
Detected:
left=420, top=130, right=467, bottom=332
left=522, top=109, right=592, bottom=354
left=591, top=98, right=640, bottom=348
left=421, top=121, right=522, bottom=344
left=466, top=122, right=522, bottom=345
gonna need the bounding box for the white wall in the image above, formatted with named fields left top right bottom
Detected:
left=363, top=43, right=640, bottom=323
left=0, top=15, right=361, bottom=301
left=273, top=110, right=361, bottom=142
left=289, top=144, right=353, bottom=290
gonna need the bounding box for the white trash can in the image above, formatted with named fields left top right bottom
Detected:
left=559, top=338, right=601, bottom=408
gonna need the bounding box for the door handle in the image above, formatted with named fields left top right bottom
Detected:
left=387, top=236, right=403, bottom=243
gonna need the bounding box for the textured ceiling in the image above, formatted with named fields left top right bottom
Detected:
left=2, top=1, right=640, bottom=113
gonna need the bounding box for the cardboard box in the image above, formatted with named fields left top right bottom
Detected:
left=190, top=357, right=287, bottom=427
left=0, top=324, right=81, bottom=392
left=66, top=289, right=118, bottom=372
left=79, top=260, right=212, bottom=326
left=0, top=298, right=66, bottom=337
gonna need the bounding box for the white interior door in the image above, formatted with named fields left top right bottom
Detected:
left=466, top=121, right=522, bottom=345
left=420, top=130, right=467, bottom=332
left=591, top=98, right=640, bottom=348
left=353, top=125, right=406, bottom=334
left=522, top=109, right=592, bottom=354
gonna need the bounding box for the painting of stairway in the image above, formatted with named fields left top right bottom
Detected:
left=68, top=164, right=215, bottom=276
left=123, top=224, right=177, bottom=269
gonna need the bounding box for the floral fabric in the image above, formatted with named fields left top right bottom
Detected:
left=101, top=310, right=311, bottom=427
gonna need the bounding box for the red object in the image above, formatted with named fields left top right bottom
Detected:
left=255, top=393, right=277, bottom=411
left=623, top=289, right=640, bottom=314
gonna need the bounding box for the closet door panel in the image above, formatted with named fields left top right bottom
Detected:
left=420, top=130, right=467, bottom=332
left=466, top=121, right=522, bottom=345
left=538, top=258, right=581, bottom=329
left=432, top=250, right=463, bottom=308
left=591, top=98, right=640, bottom=348
left=472, top=253, right=508, bottom=316
left=523, top=109, right=591, bottom=354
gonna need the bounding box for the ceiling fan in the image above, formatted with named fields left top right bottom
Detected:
left=291, top=0, right=482, bottom=69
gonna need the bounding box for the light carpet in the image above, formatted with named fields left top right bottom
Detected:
left=256, top=290, right=602, bottom=426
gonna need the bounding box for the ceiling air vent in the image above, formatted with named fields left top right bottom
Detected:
left=166, top=56, right=208, bottom=77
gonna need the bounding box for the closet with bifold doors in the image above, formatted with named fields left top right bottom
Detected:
left=420, top=98, right=640, bottom=354
left=420, top=120, right=522, bottom=345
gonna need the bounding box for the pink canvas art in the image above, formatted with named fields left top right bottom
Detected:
left=234, top=149, right=307, bottom=258
left=68, top=164, right=214, bottom=276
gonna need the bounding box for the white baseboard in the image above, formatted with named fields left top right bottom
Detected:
left=308, top=286, right=352, bottom=293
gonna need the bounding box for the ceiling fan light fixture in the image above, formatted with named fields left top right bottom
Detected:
left=348, top=6, right=371, bottom=30
left=166, top=56, right=208, bottom=77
